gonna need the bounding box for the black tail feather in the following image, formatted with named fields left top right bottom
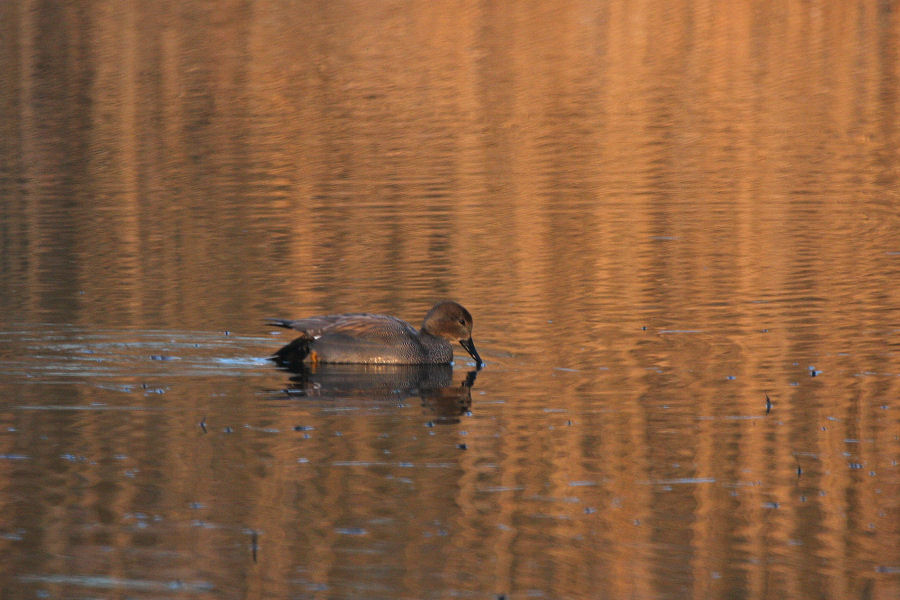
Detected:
left=265, top=318, right=294, bottom=329
left=271, top=336, right=312, bottom=370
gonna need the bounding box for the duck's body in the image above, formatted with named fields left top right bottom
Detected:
left=267, top=301, right=483, bottom=368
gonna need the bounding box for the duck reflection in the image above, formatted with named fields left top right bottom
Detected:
left=276, top=363, right=479, bottom=424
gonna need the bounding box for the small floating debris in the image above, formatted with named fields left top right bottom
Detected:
left=293, top=425, right=314, bottom=432
left=199, top=417, right=207, bottom=433
left=457, top=443, right=467, bottom=450
left=765, top=393, right=772, bottom=415
left=149, top=355, right=179, bottom=361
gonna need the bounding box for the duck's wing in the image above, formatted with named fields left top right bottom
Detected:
left=266, top=313, right=419, bottom=341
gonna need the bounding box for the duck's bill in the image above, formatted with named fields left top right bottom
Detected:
left=460, top=337, right=484, bottom=369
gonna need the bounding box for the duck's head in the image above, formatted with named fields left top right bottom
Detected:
left=422, top=301, right=484, bottom=369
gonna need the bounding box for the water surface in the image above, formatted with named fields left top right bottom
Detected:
left=1, top=2, right=899, bottom=599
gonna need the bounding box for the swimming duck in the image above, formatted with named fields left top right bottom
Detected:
left=266, top=301, right=483, bottom=368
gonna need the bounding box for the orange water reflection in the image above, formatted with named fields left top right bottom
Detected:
left=1, top=1, right=899, bottom=599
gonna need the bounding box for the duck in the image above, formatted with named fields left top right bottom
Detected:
left=266, top=301, right=483, bottom=368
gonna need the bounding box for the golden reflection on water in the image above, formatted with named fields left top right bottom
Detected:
left=1, top=1, right=900, bottom=599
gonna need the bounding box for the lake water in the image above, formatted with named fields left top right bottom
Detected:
left=2, top=2, right=900, bottom=599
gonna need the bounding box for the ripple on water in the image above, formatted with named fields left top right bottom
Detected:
left=17, top=574, right=214, bottom=593
left=0, top=326, right=275, bottom=380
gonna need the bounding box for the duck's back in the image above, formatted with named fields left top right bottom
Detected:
left=269, top=313, right=453, bottom=365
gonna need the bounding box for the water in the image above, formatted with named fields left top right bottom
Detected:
left=2, top=2, right=900, bottom=599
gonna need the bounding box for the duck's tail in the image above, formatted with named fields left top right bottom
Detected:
left=270, top=335, right=312, bottom=370
left=265, top=318, right=294, bottom=330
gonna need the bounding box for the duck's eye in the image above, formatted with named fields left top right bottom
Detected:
left=458, top=319, right=466, bottom=326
